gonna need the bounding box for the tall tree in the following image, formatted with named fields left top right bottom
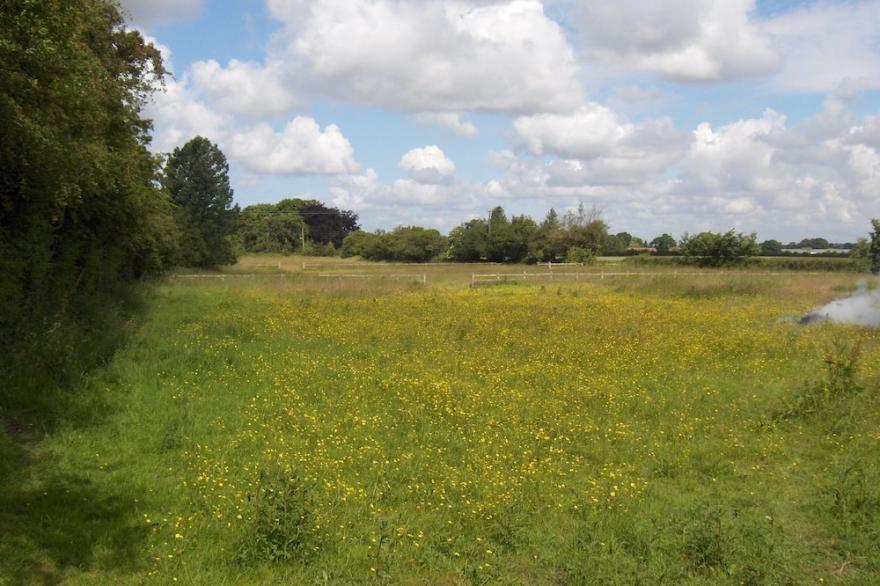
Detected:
left=1, top=0, right=173, bottom=345
left=760, top=239, right=783, bottom=256
left=650, top=234, right=677, bottom=253
left=531, top=208, right=566, bottom=262
left=486, top=206, right=514, bottom=262
left=447, top=219, right=488, bottom=262
left=287, top=199, right=359, bottom=247
left=562, top=204, right=608, bottom=254
left=239, top=203, right=305, bottom=254
left=163, top=137, right=239, bottom=266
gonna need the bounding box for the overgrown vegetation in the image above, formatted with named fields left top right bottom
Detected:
left=237, top=468, right=319, bottom=564
left=0, top=0, right=172, bottom=407
left=3, top=3, right=880, bottom=583
left=2, top=268, right=878, bottom=583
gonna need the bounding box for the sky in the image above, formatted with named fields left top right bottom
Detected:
left=121, top=0, right=880, bottom=242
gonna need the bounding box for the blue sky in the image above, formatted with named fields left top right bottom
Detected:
left=123, top=0, right=880, bottom=242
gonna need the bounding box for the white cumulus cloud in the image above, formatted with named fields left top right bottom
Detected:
left=264, top=0, right=583, bottom=114
left=513, top=103, right=628, bottom=159
left=228, top=118, right=359, bottom=176
left=574, top=0, right=778, bottom=82
left=399, top=146, right=456, bottom=184
left=190, top=59, right=298, bottom=117
left=144, top=80, right=229, bottom=153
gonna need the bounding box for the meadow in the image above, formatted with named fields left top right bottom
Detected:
left=2, top=258, right=879, bottom=584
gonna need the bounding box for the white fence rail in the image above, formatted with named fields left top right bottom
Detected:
left=470, top=270, right=819, bottom=286
left=174, top=272, right=428, bottom=284
left=173, top=274, right=256, bottom=279
left=316, top=273, right=428, bottom=284
left=471, top=271, right=643, bottom=286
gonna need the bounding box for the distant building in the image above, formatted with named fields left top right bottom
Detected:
left=626, top=246, right=658, bottom=255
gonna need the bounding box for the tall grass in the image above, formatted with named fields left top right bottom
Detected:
left=1, top=267, right=879, bottom=584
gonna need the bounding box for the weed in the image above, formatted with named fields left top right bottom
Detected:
left=784, top=339, right=863, bottom=418
left=237, top=468, right=319, bottom=564
left=4, top=262, right=879, bottom=584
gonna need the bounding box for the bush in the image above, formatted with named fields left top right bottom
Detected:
left=564, top=247, right=595, bottom=264
left=680, top=230, right=760, bottom=266
left=302, top=241, right=338, bottom=257
left=342, top=227, right=447, bottom=262
left=237, top=468, right=319, bottom=563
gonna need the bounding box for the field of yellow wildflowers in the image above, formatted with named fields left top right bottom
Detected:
left=2, top=265, right=879, bottom=584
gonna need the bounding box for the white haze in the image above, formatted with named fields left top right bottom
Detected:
left=802, top=281, right=880, bottom=328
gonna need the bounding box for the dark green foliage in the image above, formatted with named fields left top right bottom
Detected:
left=485, top=207, right=537, bottom=262
left=850, top=237, right=871, bottom=272
left=602, top=234, right=628, bottom=255
left=798, top=237, right=830, bottom=249
left=163, top=137, right=238, bottom=266
left=341, top=226, right=446, bottom=262
left=238, top=198, right=357, bottom=254
left=602, top=233, right=648, bottom=255
left=869, top=219, right=880, bottom=274
left=625, top=254, right=859, bottom=272
left=301, top=240, right=337, bottom=257
left=383, top=226, right=446, bottom=261
left=447, top=204, right=607, bottom=263
left=760, top=239, right=784, bottom=256
left=447, top=219, right=489, bottom=262
left=564, top=246, right=595, bottom=264
left=822, top=459, right=880, bottom=570
left=614, top=231, right=634, bottom=248
left=238, top=468, right=318, bottom=563
left=0, top=0, right=175, bottom=403
left=680, top=229, right=760, bottom=266
left=560, top=498, right=798, bottom=584
left=239, top=202, right=305, bottom=254
left=529, top=208, right=567, bottom=262
left=294, top=199, right=359, bottom=248
left=560, top=203, right=608, bottom=256
left=650, top=233, right=677, bottom=253
left=340, top=230, right=381, bottom=258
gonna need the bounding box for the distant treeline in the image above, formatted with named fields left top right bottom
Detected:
left=234, top=197, right=874, bottom=270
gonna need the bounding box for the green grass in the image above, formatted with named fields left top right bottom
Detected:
left=623, top=255, right=857, bottom=272
left=1, top=263, right=879, bottom=584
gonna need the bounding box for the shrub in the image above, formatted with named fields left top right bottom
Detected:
left=237, top=468, right=319, bottom=563
left=784, top=339, right=863, bottom=418
left=680, top=230, right=760, bottom=266
left=565, top=247, right=595, bottom=264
